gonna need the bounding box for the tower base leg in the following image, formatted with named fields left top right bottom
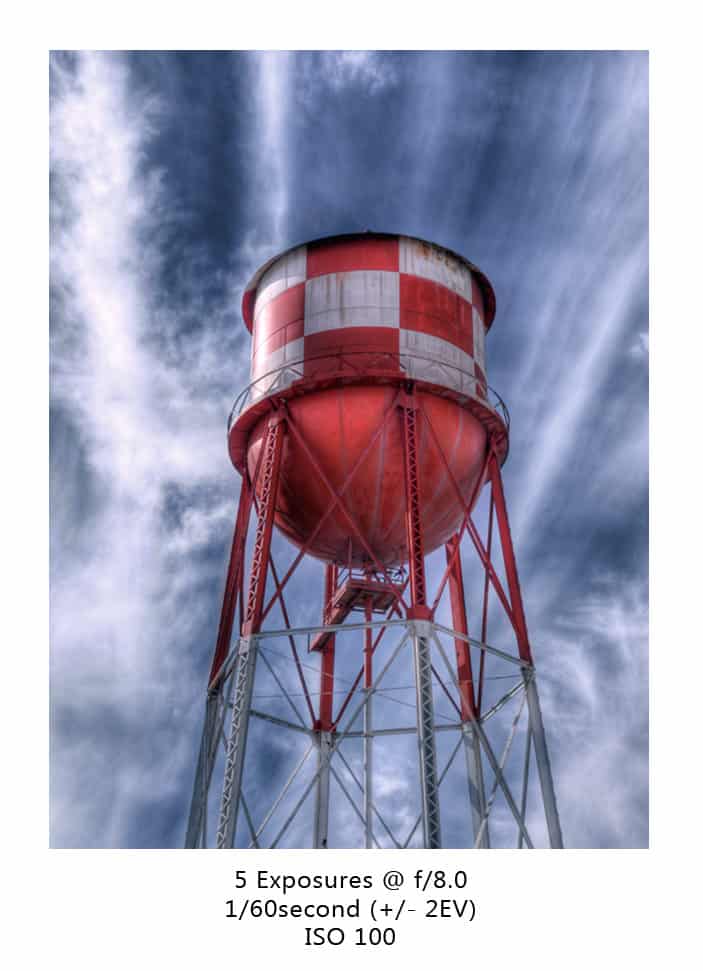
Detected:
left=462, top=722, right=490, bottom=848
left=524, top=674, right=563, bottom=848
left=216, top=636, right=259, bottom=848
left=412, top=622, right=442, bottom=848
left=363, top=690, right=373, bottom=848
left=313, top=731, right=333, bottom=849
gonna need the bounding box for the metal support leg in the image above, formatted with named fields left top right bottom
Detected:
left=524, top=674, right=564, bottom=848
left=313, top=731, right=333, bottom=848
left=185, top=692, right=219, bottom=847
left=443, top=534, right=488, bottom=848
left=186, top=474, right=255, bottom=848
left=314, top=565, right=337, bottom=849
left=462, top=721, right=490, bottom=848
left=215, top=414, right=284, bottom=849
left=363, top=599, right=373, bottom=848
left=363, top=691, right=373, bottom=848
left=208, top=477, right=254, bottom=686
left=401, top=394, right=441, bottom=849
left=319, top=567, right=337, bottom=734
left=216, top=636, right=259, bottom=848
left=412, top=622, right=442, bottom=848
left=488, top=453, right=563, bottom=848
left=185, top=677, right=237, bottom=848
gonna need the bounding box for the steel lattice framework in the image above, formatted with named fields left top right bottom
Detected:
left=185, top=389, right=563, bottom=850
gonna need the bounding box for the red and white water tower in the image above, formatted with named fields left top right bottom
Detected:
left=185, top=232, right=563, bottom=849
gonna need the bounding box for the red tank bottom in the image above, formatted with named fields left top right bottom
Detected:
left=245, top=384, right=487, bottom=567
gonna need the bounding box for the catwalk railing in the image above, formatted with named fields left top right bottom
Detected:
left=228, top=349, right=510, bottom=434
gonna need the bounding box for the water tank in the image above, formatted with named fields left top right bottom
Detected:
left=228, top=233, right=507, bottom=567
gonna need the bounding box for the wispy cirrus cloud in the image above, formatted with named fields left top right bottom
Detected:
left=253, top=52, right=291, bottom=248
left=50, top=52, right=244, bottom=847
left=316, top=51, right=399, bottom=93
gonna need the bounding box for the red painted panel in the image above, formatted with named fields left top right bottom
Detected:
left=251, top=318, right=305, bottom=372
left=400, top=275, right=473, bottom=355
left=306, top=237, right=399, bottom=278
left=457, top=296, right=475, bottom=356
left=242, top=288, right=256, bottom=332
left=253, top=282, right=305, bottom=354
left=303, top=327, right=400, bottom=379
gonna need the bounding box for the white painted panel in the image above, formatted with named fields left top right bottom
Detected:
left=399, top=355, right=477, bottom=397
left=472, top=307, right=486, bottom=372
left=400, top=329, right=474, bottom=373
left=253, top=246, right=307, bottom=321
left=251, top=335, right=305, bottom=378
left=399, top=330, right=477, bottom=396
left=304, top=271, right=400, bottom=334
left=399, top=236, right=473, bottom=301
left=250, top=337, right=305, bottom=403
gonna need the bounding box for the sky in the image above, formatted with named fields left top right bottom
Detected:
left=49, top=50, right=648, bottom=849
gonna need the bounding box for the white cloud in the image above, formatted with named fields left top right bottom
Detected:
left=535, top=573, right=649, bottom=847
left=509, top=239, right=647, bottom=554
left=318, top=51, right=398, bottom=94
left=256, top=52, right=291, bottom=247
left=630, top=332, right=649, bottom=358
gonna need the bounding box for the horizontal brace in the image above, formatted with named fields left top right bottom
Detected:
left=249, top=709, right=314, bottom=735
left=432, top=622, right=533, bottom=669
left=253, top=619, right=409, bottom=640
left=250, top=619, right=533, bottom=669
left=339, top=722, right=463, bottom=739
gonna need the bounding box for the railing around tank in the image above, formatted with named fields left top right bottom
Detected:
left=227, top=349, right=510, bottom=434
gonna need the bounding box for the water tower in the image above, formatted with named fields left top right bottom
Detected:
left=185, top=233, right=563, bottom=849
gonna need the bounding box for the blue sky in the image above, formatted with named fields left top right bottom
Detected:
left=49, top=51, right=648, bottom=848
